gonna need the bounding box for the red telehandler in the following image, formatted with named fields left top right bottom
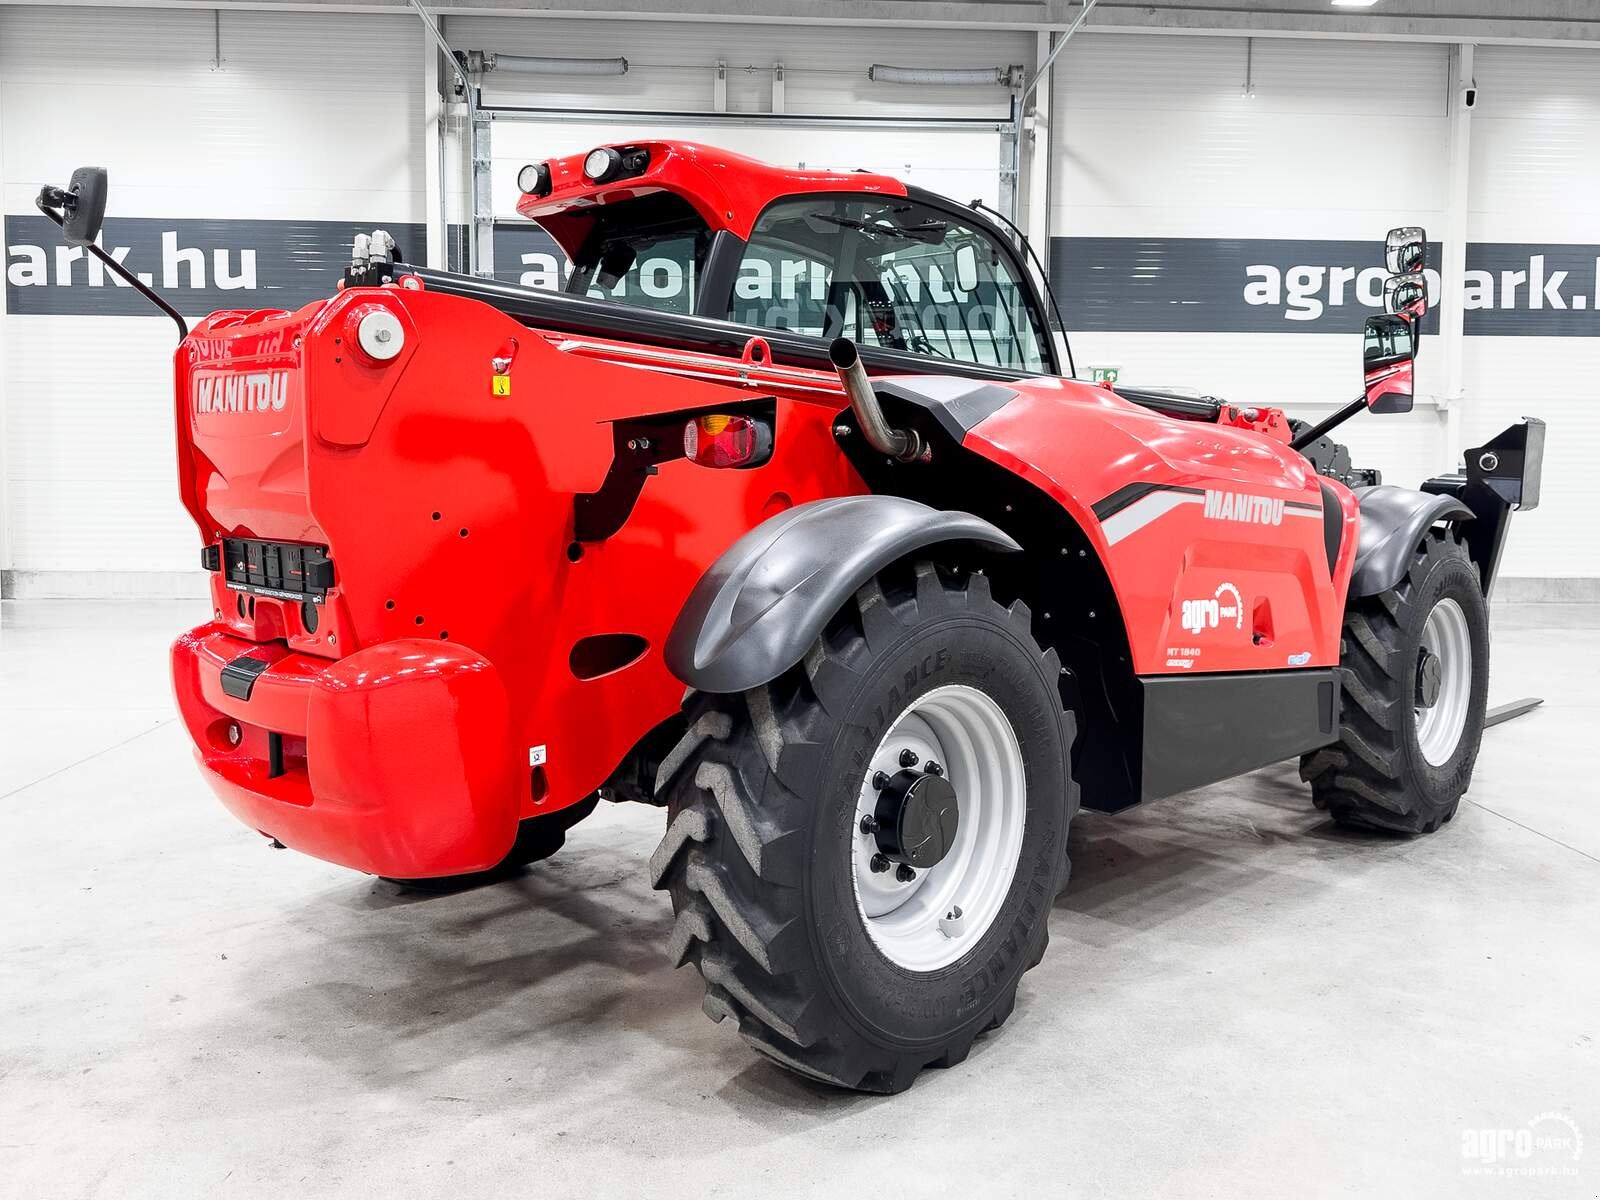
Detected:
left=39, top=142, right=1542, bottom=1092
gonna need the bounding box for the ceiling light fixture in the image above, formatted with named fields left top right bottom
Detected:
left=868, top=64, right=1022, bottom=87
left=480, top=53, right=629, bottom=76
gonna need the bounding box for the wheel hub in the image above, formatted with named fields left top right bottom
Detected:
left=851, top=684, right=1027, bottom=973
left=871, top=768, right=960, bottom=869
left=1415, top=647, right=1443, bottom=708
left=1414, top=597, right=1473, bottom=766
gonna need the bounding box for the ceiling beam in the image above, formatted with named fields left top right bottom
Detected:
left=1091, top=1, right=1600, bottom=46
left=14, top=0, right=1600, bottom=45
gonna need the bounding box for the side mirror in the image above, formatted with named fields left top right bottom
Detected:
left=1385, top=226, right=1426, bottom=276
left=60, top=166, right=109, bottom=248
left=953, top=243, right=980, bottom=294
left=1384, top=271, right=1428, bottom=319
left=1363, top=313, right=1416, bottom=414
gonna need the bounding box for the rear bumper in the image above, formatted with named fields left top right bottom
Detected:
left=172, top=624, right=519, bottom=877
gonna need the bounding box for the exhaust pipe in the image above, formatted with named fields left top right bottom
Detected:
left=828, top=338, right=923, bottom=462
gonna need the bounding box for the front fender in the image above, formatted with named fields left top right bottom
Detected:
left=1350, top=486, right=1474, bottom=597
left=665, top=495, right=1019, bottom=693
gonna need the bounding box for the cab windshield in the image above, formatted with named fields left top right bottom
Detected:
left=564, top=193, right=714, bottom=317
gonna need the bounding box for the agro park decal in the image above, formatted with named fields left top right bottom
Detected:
left=1050, top=236, right=1600, bottom=336
left=5, top=214, right=427, bottom=317
left=13, top=215, right=1600, bottom=339
left=1181, top=582, right=1245, bottom=638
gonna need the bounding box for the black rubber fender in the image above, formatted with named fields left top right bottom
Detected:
left=665, top=495, right=1020, bottom=693
left=1349, top=485, right=1474, bottom=597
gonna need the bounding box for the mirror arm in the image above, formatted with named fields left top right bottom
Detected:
left=34, top=194, right=189, bottom=342
left=1290, top=394, right=1367, bottom=452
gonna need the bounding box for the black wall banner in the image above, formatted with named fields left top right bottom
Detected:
left=8, top=214, right=1600, bottom=337
left=1052, top=237, right=1600, bottom=337
left=4, top=215, right=426, bottom=317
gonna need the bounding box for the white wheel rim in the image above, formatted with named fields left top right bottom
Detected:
left=1416, top=597, right=1472, bottom=766
left=851, top=684, right=1027, bottom=973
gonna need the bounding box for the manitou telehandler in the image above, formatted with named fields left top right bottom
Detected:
left=39, top=142, right=1542, bottom=1092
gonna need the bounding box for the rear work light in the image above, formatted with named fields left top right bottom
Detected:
left=683, top=414, right=772, bottom=469
left=583, top=146, right=650, bottom=184
left=518, top=162, right=552, bottom=197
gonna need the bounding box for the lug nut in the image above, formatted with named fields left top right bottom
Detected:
left=226, top=722, right=242, bottom=747
left=925, top=760, right=944, bottom=777
left=896, top=864, right=916, bottom=883
left=872, top=770, right=891, bottom=791
left=860, top=814, right=878, bottom=835
left=899, top=749, right=920, bottom=768
left=870, top=853, right=892, bottom=874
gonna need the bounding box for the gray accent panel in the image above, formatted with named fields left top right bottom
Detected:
left=665, top=496, right=1019, bottom=694
left=1141, top=669, right=1341, bottom=801
left=874, top=377, right=1018, bottom=441
left=1349, top=486, right=1474, bottom=598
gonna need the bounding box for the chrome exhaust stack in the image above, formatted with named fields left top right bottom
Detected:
left=828, top=338, right=923, bottom=462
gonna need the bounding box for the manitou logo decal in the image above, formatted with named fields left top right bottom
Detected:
left=1204, top=490, right=1285, bottom=527
left=1181, top=582, right=1245, bottom=636
left=195, top=371, right=289, bottom=415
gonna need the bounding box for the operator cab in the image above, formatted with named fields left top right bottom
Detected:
left=553, top=188, right=1056, bottom=377
left=518, top=141, right=1067, bottom=380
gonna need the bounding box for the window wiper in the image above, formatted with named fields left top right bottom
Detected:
left=811, top=213, right=948, bottom=246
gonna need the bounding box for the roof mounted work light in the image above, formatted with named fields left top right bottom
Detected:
left=583, top=146, right=650, bottom=184
left=518, top=162, right=552, bottom=197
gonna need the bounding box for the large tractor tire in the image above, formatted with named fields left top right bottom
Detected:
left=650, top=562, right=1076, bottom=1093
left=1301, top=529, right=1489, bottom=834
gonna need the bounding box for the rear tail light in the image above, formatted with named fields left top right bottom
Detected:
left=683, top=414, right=772, bottom=469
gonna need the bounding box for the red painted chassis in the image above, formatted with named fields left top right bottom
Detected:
left=171, top=144, right=1391, bottom=879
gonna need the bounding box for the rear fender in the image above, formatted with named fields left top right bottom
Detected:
left=1349, top=486, right=1474, bottom=598
left=664, top=495, right=1019, bottom=693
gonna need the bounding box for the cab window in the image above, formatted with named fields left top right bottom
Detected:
left=564, top=193, right=713, bottom=316
left=729, top=195, right=1049, bottom=373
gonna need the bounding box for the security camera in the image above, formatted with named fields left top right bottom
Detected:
left=1461, top=84, right=1478, bottom=109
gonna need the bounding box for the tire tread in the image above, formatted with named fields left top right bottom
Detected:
left=1301, top=531, right=1482, bottom=833
left=651, top=562, right=1073, bottom=1092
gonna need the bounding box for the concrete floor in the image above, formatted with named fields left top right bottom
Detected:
left=2, top=599, right=1596, bottom=1199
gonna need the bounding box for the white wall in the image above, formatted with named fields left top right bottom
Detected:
left=1049, top=32, right=1596, bottom=584
left=3, top=11, right=1597, bottom=594
left=0, top=6, right=426, bottom=597
left=1459, top=44, right=1600, bottom=583
left=1051, top=34, right=1449, bottom=479
left=1, top=8, right=1027, bottom=596
left=452, top=14, right=1028, bottom=119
